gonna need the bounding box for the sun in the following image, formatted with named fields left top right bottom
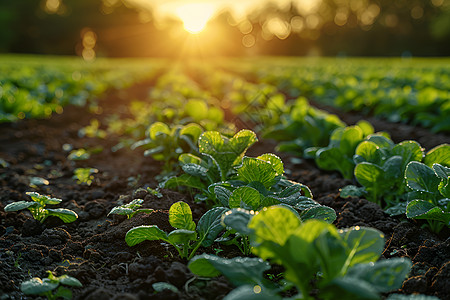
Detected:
left=175, top=3, right=215, bottom=34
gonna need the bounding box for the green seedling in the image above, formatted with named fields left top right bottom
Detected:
left=125, top=201, right=228, bottom=259
left=164, top=129, right=257, bottom=201
left=108, top=199, right=154, bottom=219
left=405, top=162, right=450, bottom=233
left=73, top=168, right=98, bottom=186
left=21, top=271, right=82, bottom=300
left=4, top=192, right=78, bottom=223
left=189, top=206, right=412, bottom=300
left=132, top=122, right=203, bottom=173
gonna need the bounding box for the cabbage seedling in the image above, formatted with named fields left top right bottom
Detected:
left=21, top=271, right=82, bottom=300
left=4, top=192, right=78, bottom=223
left=108, top=199, right=154, bottom=219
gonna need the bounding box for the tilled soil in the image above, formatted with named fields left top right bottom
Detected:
left=0, top=83, right=449, bottom=300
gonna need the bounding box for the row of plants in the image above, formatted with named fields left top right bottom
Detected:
left=0, top=55, right=162, bottom=122
left=3, top=62, right=448, bottom=299
left=228, top=57, right=450, bottom=133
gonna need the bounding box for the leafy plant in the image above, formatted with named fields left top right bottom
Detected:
left=108, top=199, right=154, bottom=219
left=343, top=135, right=424, bottom=208
left=405, top=162, right=450, bottom=233
left=189, top=206, right=412, bottom=300
left=164, top=129, right=258, bottom=200
left=132, top=122, right=203, bottom=173
left=125, top=201, right=228, bottom=259
left=73, top=168, right=98, bottom=186
left=263, top=97, right=345, bottom=154
left=305, top=121, right=377, bottom=179
left=4, top=192, right=78, bottom=223
left=21, top=271, right=82, bottom=300
left=212, top=153, right=336, bottom=223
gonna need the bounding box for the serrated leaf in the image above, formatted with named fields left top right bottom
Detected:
left=229, top=186, right=261, bottom=210
left=238, top=157, right=277, bottom=188
left=169, top=201, right=196, bottom=230
left=257, top=153, right=284, bottom=176
left=125, top=225, right=168, bottom=246
left=46, top=208, right=78, bottom=223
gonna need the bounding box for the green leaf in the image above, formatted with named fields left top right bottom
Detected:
left=406, top=200, right=450, bottom=224
left=180, top=123, right=203, bottom=141
left=257, top=153, right=284, bottom=176
left=26, top=192, right=62, bottom=205
left=164, top=174, right=206, bottom=191
left=238, top=157, right=278, bottom=188
left=21, top=277, right=59, bottom=295
left=339, top=227, right=385, bottom=266
left=168, top=229, right=197, bottom=244
left=229, top=186, right=261, bottom=210
left=316, top=148, right=354, bottom=179
left=228, top=129, right=258, bottom=157
left=356, top=120, right=374, bottom=137
left=152, top=282, right=179, bottom=293
left=53, top=286, right=73, bottom=300
left=387, top=294, right=440, bottom=300
left=249, top=206, right=302, bottom=259
left=169, top=201, right=196, bottom=230
left=58, top=275, right=83, bottom=287
left=424, top=144, right=450, bottom=167
left=354, top=162, right=384, bottom=187
left=221, top=209, right=255, bottom=235
left=182, top=163, right=208, bottom=177
left=4, top=201, right=37, bottom=212
left=405, top=162, right=440, bottom=193
left=197, top=207, right=229, bottom=247
left=188, top=254, right=270, bottom=287
left=391, top=140, right=424, bottom=168
left=198, top=131, right=224, bottom=155
left=366, top=135, right=394, bottom=148
left=148, top=122, right=170, bottom=140
left=214, top=186, right=232, bottom=207
left=433, top=163, right=450, bottom=180
left=339, top=126, right=364, bottom=157
left=340, top=185, right=367, bottom=198
left=125, top=225, right=168, bottom=247
left=355, top=141, right=379, bottom=163
left=300, top=206, right=337, bottom=224
left=46, top=208, right=78, bottom=223
left=179, top=153, right=203, bottom=165
left=345, top=258, right=412, bottom=293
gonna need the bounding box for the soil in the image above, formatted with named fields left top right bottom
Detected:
left=0, top=81, right=449, bottom=300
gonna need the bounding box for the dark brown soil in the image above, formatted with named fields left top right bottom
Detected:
left=0, top=82, right=449, bottom=300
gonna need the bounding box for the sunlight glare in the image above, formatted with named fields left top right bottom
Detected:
left=175, top=3, right=215, bottom=34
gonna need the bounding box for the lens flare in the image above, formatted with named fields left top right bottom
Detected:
left=175, top=3, right=215, bottom=34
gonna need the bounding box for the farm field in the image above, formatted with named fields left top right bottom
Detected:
left=0, top=55, right=449, bottom=300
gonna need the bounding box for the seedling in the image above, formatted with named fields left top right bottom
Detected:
left=189, top=206, right=412, bottom=300
left=21, top=271, right=82, bottom=300
left=4, top=192, right=78, bottom=223
left=108, top=199, right=154, bottom=219
left=125, top=201, right=228, bottom=259
left=405, top=162, right=450, bottom=233
left=73, top=168, right=98, bottom=186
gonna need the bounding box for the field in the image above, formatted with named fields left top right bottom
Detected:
left=0, top=55, right=449, bottom=300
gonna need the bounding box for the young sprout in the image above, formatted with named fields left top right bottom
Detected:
left=4, top=192, right=78, bottom=223
left=21, top=271, right=82, bottom=300
left=108, top=199, right=154, bottom=219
